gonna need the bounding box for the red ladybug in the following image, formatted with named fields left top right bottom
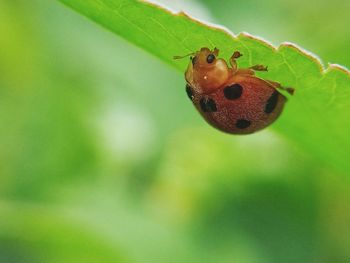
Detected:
left=175, top=47, right=294, bottom=134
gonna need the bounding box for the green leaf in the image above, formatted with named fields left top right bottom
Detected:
left=58, top=0, right=350, bottom=175
left=0, top=202, right=128, bottom=263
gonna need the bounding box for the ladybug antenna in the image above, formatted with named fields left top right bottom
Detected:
left=173, top=52, right=195, bottom=60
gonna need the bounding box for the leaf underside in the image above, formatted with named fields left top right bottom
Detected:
left=58, top=0, right=350, bottom=175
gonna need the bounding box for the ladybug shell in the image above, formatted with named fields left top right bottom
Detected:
left=188, top=75, right=286, bottom=134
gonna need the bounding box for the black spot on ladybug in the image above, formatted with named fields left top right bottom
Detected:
left=186, top=84, right=194, bottom=100
left=223, top=84, right=243, bottom=100
left=236, top=119, right=251, bottom=129
left=200, top=97, right=217, bottom=112
left=265, top=90, right=279, bottom=113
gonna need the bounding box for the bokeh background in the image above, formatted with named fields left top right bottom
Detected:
left=1, top=0, right=350, bottom=262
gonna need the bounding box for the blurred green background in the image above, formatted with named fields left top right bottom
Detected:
left=1, top=0, right=350, bottom=262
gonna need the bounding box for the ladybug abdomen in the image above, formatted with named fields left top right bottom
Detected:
left=189, top=76, right=286, bottom=134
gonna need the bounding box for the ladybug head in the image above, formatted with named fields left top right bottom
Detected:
left=191, top=47, right=219, bottom=66
left=175, top=47, right=230, bottom=94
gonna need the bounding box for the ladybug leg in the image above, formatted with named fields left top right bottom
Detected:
left=235, top=68, right=255, bottom=75
left=234, top=66, right=266, bottom=76
left=249, top=64, right=268, bottom=71
left=266, top=80, right=295, bottom=95
left=230, top=51, right=257, bottom=76
left=230, top=51, right=269, bottom=76
left=229, top=51, right=243, bottom=72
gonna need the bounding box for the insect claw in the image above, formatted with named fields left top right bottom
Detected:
left=250, top=65, right=268, bottom=71
left=285, top=87, right=295, bottom=95
left=232, top=51, right=242, bottom=59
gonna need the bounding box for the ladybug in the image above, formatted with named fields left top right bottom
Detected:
left=174, top=47, right=294, bottom=134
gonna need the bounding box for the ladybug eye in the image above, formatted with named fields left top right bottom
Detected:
left=192, top=56, right=197, bottom=65
left=206, top=54, right=215, bottom=64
